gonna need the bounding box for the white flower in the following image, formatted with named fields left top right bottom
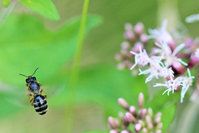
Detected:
left=148, top=20, right=173, bottom=43
left=195, top=48, right=199, bottom=58
left=130, top=48, right=150, bottom=70
left=154, top=75, right=180, bottom=95
left=154, top=69, right=194, bottom=103
left=180, top=69, right=194, bottom=103
left=139, top=58, right=173, bottom=83
left=186, top=13, right=199, bottom=23
left=160, top=66, right=174, bottom=78
left=155, top=42, right=187, bottom=66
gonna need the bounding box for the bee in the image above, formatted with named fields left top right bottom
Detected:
left=19, top=68, right=48, bottom=115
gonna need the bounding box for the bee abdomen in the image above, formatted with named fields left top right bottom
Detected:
left=34, top=103, right=48, bottom=115
left=33, top=95, right=48, bottom=115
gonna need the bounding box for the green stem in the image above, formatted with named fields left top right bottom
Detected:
left=64, top=0, right=90, bottom=133
left=157, top=0, right=179, bottom=29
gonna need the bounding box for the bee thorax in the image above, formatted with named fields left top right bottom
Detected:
left=29, top=82, right=40, bottom=93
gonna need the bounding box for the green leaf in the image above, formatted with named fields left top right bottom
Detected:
left=161, top=104, right=176, bottom=132
left=0, top=14, right=102, bottom=117
left=0, top=15, right=101, bottom=86
left=20, top=0, right=60, bottom=21
left=3, top=0, right=11, bottom=7
left=50, top=66, right=148, bottom=117
left=77, top=67, right=148, bottom=117
left=148, top=91, right=178, bottom=132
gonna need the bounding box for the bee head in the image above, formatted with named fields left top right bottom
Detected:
left=19, top=67, right=39, bottom=83
left=26, top=76, right=36, bottom=83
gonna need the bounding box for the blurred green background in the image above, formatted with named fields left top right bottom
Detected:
left=0, top=0, right=199, bottom=133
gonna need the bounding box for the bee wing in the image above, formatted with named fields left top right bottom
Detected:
left=1, top=83, right=66, bottom=107
left=41, top=84, right=66, bottom=98
left=0, top=86, right=31, bottom=107
left=5, top=96, right=27, bottom=107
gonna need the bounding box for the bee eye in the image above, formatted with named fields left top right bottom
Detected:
left=26, top=79, right=30, bottom=83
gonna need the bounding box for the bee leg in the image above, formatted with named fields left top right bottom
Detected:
left=27, top=93, right=33, bottom=99
left=44, top=95, right=47, bottom=99
left=40, top=89, right=44, bottom=94
left=30, top=98, right=34, bottom=106
left=39, top=89, right=47, bottom=99
left=26, top=83, right=30, bottom=88
left=27, top=93, right=34, bottom=106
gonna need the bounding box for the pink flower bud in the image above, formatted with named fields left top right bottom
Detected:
left=123, top=61, right=132, bottom=68
left=139, top=109, right=147, bottom=119
left=142, top=128, right=147, bottom=133
left=117, top=63, right=125, bottom=70
left=121, top=49, right=128, bottom=55
left=145, top=115, right=151, bottom=123
left=124, top=31, right=135, bottom=40
left=129, top=106, right=136, bottom=115
left=154, top=112, right=162, bottom=124
left=172, top=61, right=185, bottom=76
left=121, top=130, right=131, bottom=133
left=148, top=108, right=153, bottom=117
left=110, top=129, right=119, bottom=133
left=138, top=120, right=143, bottom=125
left=131, top=70, right=138, bottom=76
left=126, top=52, right=133, bottom=58
left=123, top=115, right=130, bottom=127
left=188, top=56, right=199, bottom=69
left=156, top=129, right=162, bottom=133
left=121, top=42, right=129, bottom=50
left=134, top=22, right=144, bottom=35
left=140, top=34, right=148, bottom=43
left=133, top=42, right=144, bottom=53
left=147, top=121, right=153, bottom=130
left=185, top=38, right=194, bottom=48
left=125, top=112, right=136, bottom=124
left=118, top=98, right=129, bottom=110
left=168, top=40, right=176, bottom=51
left=125, top=23, right=132, bottom=31
left=108, top=117, right=119, bottom=129
left=156, top=122, right=163, bottom=129
left=134, top=123, right=142, bottom=132
left=138, top=93, right=144, bottom=109
left=115, top=54, right=122, bottom=61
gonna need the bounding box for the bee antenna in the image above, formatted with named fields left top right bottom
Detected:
left=31, top=67, right=39, bottom=76
left=19, top=74, right=28, bottom=77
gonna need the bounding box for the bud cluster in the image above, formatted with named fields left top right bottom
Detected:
left=108, top=93, right=162, bottom=133
left=115, top=22, right=149, bottom=71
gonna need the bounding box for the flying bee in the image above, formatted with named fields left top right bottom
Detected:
left=19, top=67, right=48, bottom=115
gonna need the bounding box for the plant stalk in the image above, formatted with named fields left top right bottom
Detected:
left=64, top=0, right=90, bottom=133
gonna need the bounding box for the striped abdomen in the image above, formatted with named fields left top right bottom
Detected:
left=33, top=95, right=48, bottom=115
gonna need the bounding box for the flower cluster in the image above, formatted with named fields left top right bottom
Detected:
left=116, top=20, right=199, bottom=102
left=108, top=93, right=162, bottom=133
